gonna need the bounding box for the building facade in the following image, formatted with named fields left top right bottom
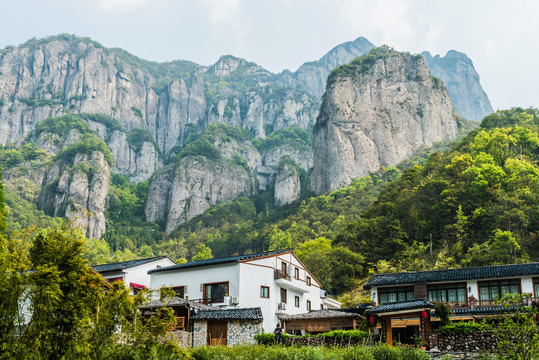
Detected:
left=149, top=249, right=340, bottom=332
left=94, top=256, right=175, bottom=293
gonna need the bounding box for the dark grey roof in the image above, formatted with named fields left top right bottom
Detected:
left=364, top=262, right=539, bottom=289
left=451, top=306, right=521, bottom=315
left=191, top=307, right=263, bottom=321
left=93, top=256, right=170, bottom=273
left=367, top=299, right=434, bottom=314
left=149, top=249, right=290, bottom=274
left=279, top=309, right=361, bottom=321
left=141, top=297, right=217, bottom=311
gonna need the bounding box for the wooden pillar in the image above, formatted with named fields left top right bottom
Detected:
left=419, top=312, right=431, bottom=350
left=385, top=317, right=393, bottom=347
left=352, top=318, right=357, bottom=330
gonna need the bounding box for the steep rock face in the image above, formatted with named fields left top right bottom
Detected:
left=145, top=157, right=256, bottom=233
left=38, top=151, right=110, bottom=238
left=274, top=161, right=301, bottom=206
left=422, top=50, right=493, bottom=121
left=312, top=49, right=458, bottom=194
left=106, top=130, right=162, bottom=183
left=0, top=38, right=319, bottom=153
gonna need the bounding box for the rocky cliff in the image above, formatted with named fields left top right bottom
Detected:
left=312, top=47, right=459, bottom=194
left=0, top=36, right=319, bottom=153
left=422, top=50, right=493, bottom=121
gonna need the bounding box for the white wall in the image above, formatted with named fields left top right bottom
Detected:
left=240, top=253, right=324, bottom=332
left=521, top=276, right=534, bottom=295
left=150, top=263, right=240, bottom=302
left=125, top=258, right=175, bottom=289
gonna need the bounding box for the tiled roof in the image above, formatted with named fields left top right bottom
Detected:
left=279, top=309, right=361, bottom=321
left=452, top=306, right=521, bottom=315
left=141, top=297, right=217, bottom=311
left=367, top=299, right=434, bottom=314
left=148, top=249, right=290, bottom=274
left=364, top=262, right=539, bottom=289
left=191, top=307, right=263, bottom=321
left=94, top=256, right=170, bottom=273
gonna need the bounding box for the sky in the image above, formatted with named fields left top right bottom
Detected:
left=1, top=0, right=537, bottom=111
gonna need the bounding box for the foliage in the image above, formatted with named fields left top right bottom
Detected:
left=316, top=329, right=368, bottom=343
left=493, top=293, right=539, bottom=360
left=55, top=133, right=114, bottom=166
left=127, top=128, right=161, bottom=156
left=336, top=108, right=539, bottom=272
left=433, top=302, right=452, bottom=326
left=252, top=126, right=312, bottom=152
left=437, top=322, right=488, bottom=335
left=327, top=46, right=404, bottom=85
left=30, top=114, right=92, bottom=139
left=176, top=137, right=222, bottom=162
left=254, top=332, right=291, bottom=345
left=192, top=244, right=212, bottom=261
left=0, top=223, right=177, bottom=360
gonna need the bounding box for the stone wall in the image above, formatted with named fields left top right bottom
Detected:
left=164, top=330, right=191, bottom=347
left=227, top=320, right=263, bottom=346
left=430, top=330, right=498, bottom=353
left=192, top=320, right=207, bottom=347
left=427, top=351, right=485, bottom=359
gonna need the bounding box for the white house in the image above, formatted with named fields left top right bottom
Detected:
left=94, top=256, right=175, bottom=294
left=148, top=249, right=341, bottom=332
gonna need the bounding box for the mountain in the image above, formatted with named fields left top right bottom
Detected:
left=422, top=50, right=493, bottom=121
left=280, top=37, right=376, bottom=98
left=0, top=34, right=492, bottom=239
left=311, top=47, right=459, bottom=194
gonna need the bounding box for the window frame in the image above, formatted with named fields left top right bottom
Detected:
left=306, top=276, right=311, bottom=286
left=306, top=300, right=311, bottom=311
left=378, top=286, right=414, bottom=305
left=427, top=283, right=467, bottom=303
left=280, top=288, right=287, bottom=303
left=171, top=286, right=186, bottom=298
left=294, top=267, right=299, bottom=279
left=478, top=279, right=521, bottom=301
left=281, top=261, right=288, bottom=276
left=202, top=281, right=229, bottom=304
left=295, top=295, right=300, bottom=307
left=260, top=286, right=270, bottom=298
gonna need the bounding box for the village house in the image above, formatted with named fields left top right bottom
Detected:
left=94, top=256, right=175, bottom=294
left=148, top=249, right=341, bottom=333
left=363, top=262, right=539, bottom=347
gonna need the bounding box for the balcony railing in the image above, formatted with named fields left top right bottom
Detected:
left=434, top=296, right=539, bottom=310
left=274, top=269, right=290, bottom=280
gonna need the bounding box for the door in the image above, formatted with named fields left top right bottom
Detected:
left=207, top=320, right=227, bottom=346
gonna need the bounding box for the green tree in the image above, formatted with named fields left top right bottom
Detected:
left=192, top=244, right=212, bottom=261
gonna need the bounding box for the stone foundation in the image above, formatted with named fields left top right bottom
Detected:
left=164, top=330, right=191, bottom=347
left=430, top=330, right=498, bottom=353
left=227, top=320, right=262, bottom=346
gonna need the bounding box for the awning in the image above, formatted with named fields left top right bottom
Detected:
left=130, top=282, right=147, bottom=289
left=367, top=298, right=434, bottom=316
left=106, top=277, right=123, bottom=283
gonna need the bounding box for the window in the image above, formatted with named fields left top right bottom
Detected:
left=203, top=282, right=229, bottom=304
left=280, top=288, right=287, bottom=303
left=306, top=300, right=311, bottom=311
left=378, top=286, right=414, bottom=305
left=306, top=276, right=311, bottom=286
left=294, top=267, right=299, bottom=279
left=427, top=283, right=467, bottom=303
left=479, top=280, right=520, bottom=301
left=534, top=278, right=539, bottom=298
left=171, top=286, right=185, bottom=298
left=295, top=296, right=300, bottom=307
left=281, top=261, right=287, bottom=275
left=260, top=286, right=270, bottom=298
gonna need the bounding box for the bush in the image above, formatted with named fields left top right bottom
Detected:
left=317, top=329, right=368, bottom=343
left=254, top=331, right=290, bottom=345
left=437, top=322, right=488, bottom=335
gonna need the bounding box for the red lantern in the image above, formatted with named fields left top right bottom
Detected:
left=421, top=311, right=428, bottom=318
left=370, top=316, right=376, bottom=324
left=536, top=313, right=539, bottom=321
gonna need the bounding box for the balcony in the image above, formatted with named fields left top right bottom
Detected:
left=274, top=270, right=310, bottom=293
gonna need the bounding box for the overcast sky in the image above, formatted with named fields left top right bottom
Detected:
left=1, top=0, right=537, bottom=111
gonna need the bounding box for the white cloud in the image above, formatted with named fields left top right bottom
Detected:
left=97, top=0, right=149, bottom=12
left=201, top=0, right=250, bottom=48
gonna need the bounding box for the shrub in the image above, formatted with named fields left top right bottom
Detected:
left=254, top=331, right=290, bottom=345
left=317, top=329, right=368, bottom=343
left=437, top=321, right=488, bottom=335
